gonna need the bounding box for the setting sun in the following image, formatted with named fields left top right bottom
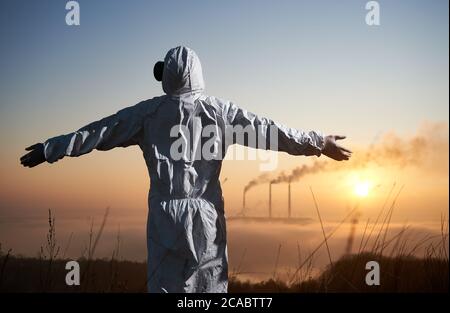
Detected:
left=354, top=181, right=370, bottom=197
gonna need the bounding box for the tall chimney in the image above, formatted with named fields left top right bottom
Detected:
left=269, top=182, right=272, bottom=218
left=288, top=181, right=291, bottom=218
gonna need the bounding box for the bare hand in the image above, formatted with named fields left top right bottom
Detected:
left=322, top=135, right=352, bottom=161
left=20, top=143, right=46, bottom=168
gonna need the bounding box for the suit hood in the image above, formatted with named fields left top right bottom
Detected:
left=162, top=46, right=205, bottom=96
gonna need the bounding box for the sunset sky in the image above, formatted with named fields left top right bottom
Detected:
left=0, top=1, right=448, bottom=274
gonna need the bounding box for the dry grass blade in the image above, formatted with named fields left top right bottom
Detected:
left=310, top=187, right=333, bottom=267
left=440, top=212, right=449, bottom=261
left=358, top=218, right=370, bottom=254
left=272, top=244, right=282, bottom=280
left=379, top=186, right=404, bottom=255
left=81, top=207, right=110, bottom=291
left=91, top=207, right=110, bottom=259
left=362, top=182, right=396, bottom=252
left=288, top=205, right=359, bottom=285
left=372, top=185, right=404, bottom=254
left=62, top=232, right=73, bottom=260
left=0, top=247, right=12, bottom=289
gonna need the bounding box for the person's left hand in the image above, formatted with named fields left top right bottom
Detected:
left=322, top=135, right=352, bottom=161
left=20, top=143, right=46, bottom=168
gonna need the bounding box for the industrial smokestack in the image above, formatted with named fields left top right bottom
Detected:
left=288, top=180, right=291, bottom=218
left=269, top=182, right=272, bottom=219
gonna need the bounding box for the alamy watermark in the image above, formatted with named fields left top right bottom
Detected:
left=64, top=2, right=381, bottom=28
left=365, top=1, right=380, bottom=26
left=365, top=261, right=380, bottom=286
left=65, top=1, right=80, bottom=26
left=168, top=118, right=279, bottom=171
left=65, top=260, right=80, bottom=286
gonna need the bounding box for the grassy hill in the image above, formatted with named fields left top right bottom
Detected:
left=0, top=252, right=447, bottom=292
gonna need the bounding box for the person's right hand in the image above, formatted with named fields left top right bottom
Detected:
left=20, top=143, right=46, bottom=168
left=322, top=135, right=352, bottom=161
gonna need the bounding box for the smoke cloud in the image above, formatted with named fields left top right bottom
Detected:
left=244, top=122, right=448, bottom=193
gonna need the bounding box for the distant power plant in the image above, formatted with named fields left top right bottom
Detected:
left=242, top=180, right=294, bottom=219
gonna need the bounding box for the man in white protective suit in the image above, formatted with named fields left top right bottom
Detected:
left=20, top=46, right=351, bottom=293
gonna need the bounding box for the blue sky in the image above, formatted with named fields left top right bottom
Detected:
left=1, top=0, right=448, bottom=147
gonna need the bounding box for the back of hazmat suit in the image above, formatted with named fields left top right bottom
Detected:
left=41, top=46, right=325, bottom=292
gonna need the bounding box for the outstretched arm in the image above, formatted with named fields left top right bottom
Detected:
left=20, top=99, right=155, bottom=168
left=221, top=101, right=351, bottom=161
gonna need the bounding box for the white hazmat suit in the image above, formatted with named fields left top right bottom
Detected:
left=42, top=46, right=325, bottom=292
